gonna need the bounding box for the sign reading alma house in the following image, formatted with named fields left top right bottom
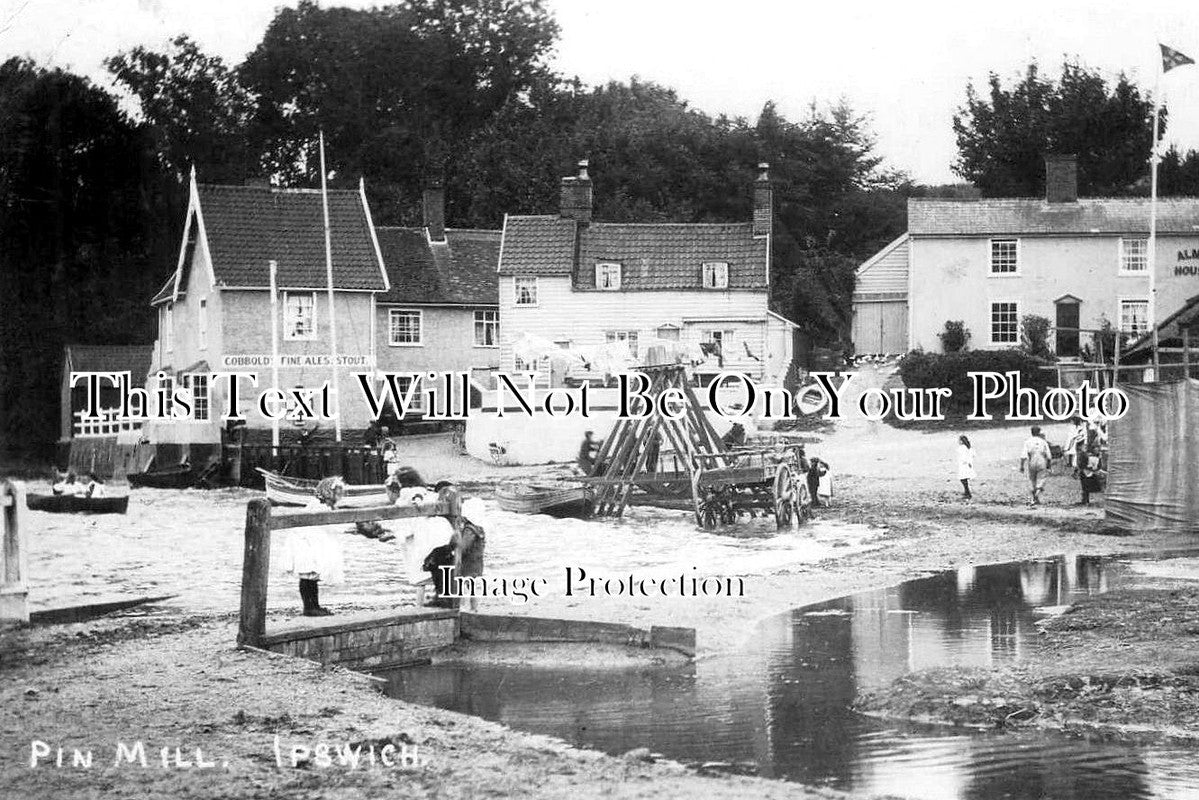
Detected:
left=1176, top=247, right=1199, bottom=277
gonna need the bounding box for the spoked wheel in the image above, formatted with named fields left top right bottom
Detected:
left=795, top=479, right=812, bottom=524
left=774, top=465, right=795, bottom=530
left=700, top=502, right=720, bottom=530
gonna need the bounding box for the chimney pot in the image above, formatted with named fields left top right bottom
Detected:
left=560, top=159, right=593, bottom=226
left=423, top=177, right=446, bottom=241
left=753, top=162, right=773, bottom=237
left=1044, top=154, right=1078, bottom=203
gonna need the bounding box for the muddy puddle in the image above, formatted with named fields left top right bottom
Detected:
left=381, top=554, right=1199, bottom=799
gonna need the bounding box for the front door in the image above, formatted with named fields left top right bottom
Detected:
left=1056, top=300, right=1080, bottom=358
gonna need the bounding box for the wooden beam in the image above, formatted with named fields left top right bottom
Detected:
left=270, top=500, right=455, bottom=530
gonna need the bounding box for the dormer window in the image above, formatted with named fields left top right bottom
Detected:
left=702, top=261, right=729, bottom=289
left=596, top=262, right=622, bottom=290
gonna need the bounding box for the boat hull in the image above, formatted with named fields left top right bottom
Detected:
left=496, top=484, right=594, bottom=518
left=256, top=469, right=391, bottom=507
left=27, top=494, right=130, bottom=514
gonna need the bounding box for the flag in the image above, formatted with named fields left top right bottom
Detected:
left=1161, top=43, right=1195, bottom=72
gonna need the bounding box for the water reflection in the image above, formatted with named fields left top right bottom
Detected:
left=382, top=555, right=1199, bottom=799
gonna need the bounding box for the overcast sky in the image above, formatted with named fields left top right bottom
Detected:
left=2, top=0, right=1198, bottom=183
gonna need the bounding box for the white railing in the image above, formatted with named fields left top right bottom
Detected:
left=73, top=408, right=142, bottom=438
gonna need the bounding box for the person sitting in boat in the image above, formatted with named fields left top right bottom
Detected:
left=83, top=473, right=105, bottom=498
left=52, top=471, right=82, bottom=496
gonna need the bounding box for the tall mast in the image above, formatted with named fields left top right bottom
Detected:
left=319, top=131, right=342, bottom=442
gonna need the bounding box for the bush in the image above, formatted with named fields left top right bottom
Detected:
left=1020, top=314, right=1054, bottom=360
left=939, top=320, right=970, bottom=353
left=898, top=348, right=1054, bottom=414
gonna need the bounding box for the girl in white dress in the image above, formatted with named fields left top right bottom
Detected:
left=957, top=435, right=975, bottom=500
left=282, top=477, right=346, bottom=616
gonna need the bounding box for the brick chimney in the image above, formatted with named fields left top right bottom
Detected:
left=423, top=177, right=446, bottom=242
left=753, top=162, right=772, bottom=236
left=560, top=159, right=593, bottom=226
left=1045, top=154, right=1078, bottom=203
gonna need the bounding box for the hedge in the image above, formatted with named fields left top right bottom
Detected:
left=897, top=349, right=1054, bottom=414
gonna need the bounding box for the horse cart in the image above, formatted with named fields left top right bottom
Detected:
left=690, top=443, right=812, bottom=530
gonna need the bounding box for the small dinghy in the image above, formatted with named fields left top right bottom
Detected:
left=496, top=482, right=594, bottom=518
left=27, top=494, right=129, bottom=514
left=128, top=464, right=193, bottom=489
left=257, top=468, right=395, bottom=507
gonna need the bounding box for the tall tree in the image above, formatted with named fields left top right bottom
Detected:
left=953, top=60, right=1199, bottom=196
left=0, top=58, right=172, bottom=453
left=107, top=35, right=256, bottom=182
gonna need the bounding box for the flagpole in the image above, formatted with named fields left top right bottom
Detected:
left=319, top=131, right=343, bottom=443
left=269, top=259, right=280, bottom=454
left=1149, top=68, right=1162, bottom=382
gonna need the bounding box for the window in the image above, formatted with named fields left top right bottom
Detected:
left=596, top=262, right=622, bottom=290
left=284, top=292, right=316, bottom=340
left=388, top=309, right=423, bottom=346
left=392, top=375, right=423, bottom=412
left=198, top=299, right=208, bottom=349
left=164, top=306, right=174, bottom=353
left=1119, top=299, right=1149, bottom=336
left=514, top=277, right=538, bottom=306
left=606, top=330, right=639, bottom=358
left=182, top=373, right=210, bottom=421
left=702, top=262, right=730, bottom=289
left=989, top=239, right=1019, bottom=274
left=158, top=374, right=174, bottom=418
left=990, top=302, right=1019, bottom=344
left=474, top=310, right=499, bottom=347
left=656, top=324, right=681, bottom=341
left=1120, top=238, right=1148, bottom=273
left=514, top=355, right=549, bottom=372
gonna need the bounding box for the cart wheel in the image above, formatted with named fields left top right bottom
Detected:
left=700, top=503, right=720, bottom=530
left=774, top=465, right=795, bottom=529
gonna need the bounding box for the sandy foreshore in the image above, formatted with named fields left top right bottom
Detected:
left=3, top=367, right=1195, bottom=799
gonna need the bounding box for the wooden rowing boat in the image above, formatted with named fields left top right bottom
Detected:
left=128, top=464, right=193, bottom=489
left=256, top=469, right=392, bottom=508
left=27, top=493, right=130, bottom=514
left=496, top=483, right=594, bottom=518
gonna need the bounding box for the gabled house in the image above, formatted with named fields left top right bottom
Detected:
left=59, top=344, right=154, bottom=443
left=497, top=162, right=797, bottom=386
left=146, top=171, right=388, bottom=450
left=374, top=181, right=502, bottom=410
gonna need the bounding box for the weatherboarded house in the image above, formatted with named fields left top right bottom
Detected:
left=497, top=162, right=797, bottom=385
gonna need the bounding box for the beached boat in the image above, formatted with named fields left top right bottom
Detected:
left=128, top=464, right=193, bottom=489
left=26, top=493, right=130, bottom=514
left=257, top=469, right=392, bottom=508
left=496, top=482, right=594, bottom=518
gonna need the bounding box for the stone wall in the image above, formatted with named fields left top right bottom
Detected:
left=261, top=608, right=458, bottom=670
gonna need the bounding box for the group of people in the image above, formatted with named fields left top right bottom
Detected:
left=51, top=471, right=106, bottom=498
left=280, top=434, right=487, bottom=617
left=955, top=415, right=1109, bottom=506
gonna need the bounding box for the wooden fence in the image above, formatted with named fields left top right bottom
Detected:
left=238, top=489, right=463, bottom=647
left=1, top=481, right=29, bottom=626
left=239, top=445, right=387, bottom=486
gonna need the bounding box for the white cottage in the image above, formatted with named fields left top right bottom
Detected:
left=496, top=162, right=797, bottom=386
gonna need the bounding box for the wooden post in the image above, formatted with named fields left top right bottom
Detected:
left=0, top=480, right=29, bottom=625
left=238, top=498, right=273, bottom=647
left=1183, top=324, right=1192, bottom=381
left=1113, top=332, right=1121, bottom=388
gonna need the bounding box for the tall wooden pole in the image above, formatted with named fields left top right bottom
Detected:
left=269, top=259, right=280, bottom=453
left=1149, top=70, right=1163, bottom=382
left=319, top=132, right=342, bottom=442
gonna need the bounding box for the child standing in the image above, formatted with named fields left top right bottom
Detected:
left=957, top=435, right=975, bottom=499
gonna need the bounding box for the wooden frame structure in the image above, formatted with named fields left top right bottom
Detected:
left=583, top=364, right=728, bottom=517
left=1, top=480, right=29, bottom=626
left=238, top=487, right=464, bottom=648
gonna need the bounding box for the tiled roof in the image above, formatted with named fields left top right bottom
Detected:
left=64, top=344, right=154, bottom=378
left=375, top=227, right=500, bottom=305
left=498, top=216, right=768, bottom=289
left=576, top=223, right=767, bottom=290
left=197, top=184, right=386, bottom=290
left=909, top=197, right=1199, bottom=236
left=497, top=216, right=577, bottom=274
